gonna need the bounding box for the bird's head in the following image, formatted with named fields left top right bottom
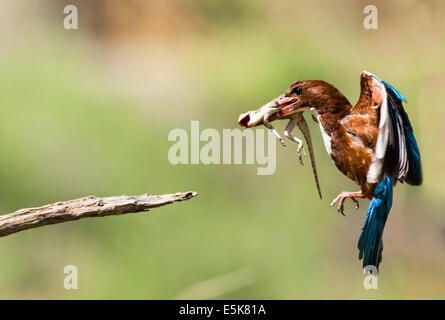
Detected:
left=238, top=79, right=350, bottom=127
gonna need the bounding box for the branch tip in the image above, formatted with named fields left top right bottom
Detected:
left=0, top=190, right=198, bottom=238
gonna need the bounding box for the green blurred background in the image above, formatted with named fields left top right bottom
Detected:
left=0, top=0, right=444, bottom=299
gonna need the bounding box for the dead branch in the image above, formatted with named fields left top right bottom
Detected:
left=0, top=191, right=198, bottom=238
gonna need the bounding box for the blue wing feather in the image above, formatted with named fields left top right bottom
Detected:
left=383, top=81, right=407, bottom=103
left=371, top=75, right=422, bottom=185
left=358, top=176, right=393, bottom=270
left=384, top=82, right=423, bottom=185
left=359, top=74, right=421, bottom=271
left=404, top=131, right=422, bottom=185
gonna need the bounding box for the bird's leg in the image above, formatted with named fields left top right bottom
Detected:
left=284, top=117, right=306, bottom=165
left=330, top=191, right=365, bottom=216
left=263, top=118, right=286, bottom=147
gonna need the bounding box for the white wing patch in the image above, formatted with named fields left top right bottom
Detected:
left=366, top=72, right=392, bottom=183
left=365, top=71, right=411, bottom=184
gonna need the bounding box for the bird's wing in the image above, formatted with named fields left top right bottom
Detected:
left=365, top=72, right=422, bottom=186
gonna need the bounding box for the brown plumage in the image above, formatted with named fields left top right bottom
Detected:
left=279, top=77, right=380, bottom=199
left=238, top=72, right=396, bottom=208
left=238, top=71, right=423, bottom=270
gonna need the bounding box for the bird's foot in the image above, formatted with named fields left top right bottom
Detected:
left=330, top=191, right=364, bottom=216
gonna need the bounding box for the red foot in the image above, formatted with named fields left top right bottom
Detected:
left=330, top=191, right=365, bottom=216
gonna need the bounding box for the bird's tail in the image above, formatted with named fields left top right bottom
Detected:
left=358, top=176, right=393, bottom=271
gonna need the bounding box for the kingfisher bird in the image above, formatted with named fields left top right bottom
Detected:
left=238, top=71, right=422, bottom=271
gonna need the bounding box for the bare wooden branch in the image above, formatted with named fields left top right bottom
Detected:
left=0, top=191, right=198, bottom=238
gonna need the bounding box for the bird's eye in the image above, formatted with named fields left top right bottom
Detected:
left=293, top=87, right=303, bottom=95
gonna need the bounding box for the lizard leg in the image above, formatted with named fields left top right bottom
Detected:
left=263, top=118, right=286, bottom=147
left=284, top=117, right=306, bottom=165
